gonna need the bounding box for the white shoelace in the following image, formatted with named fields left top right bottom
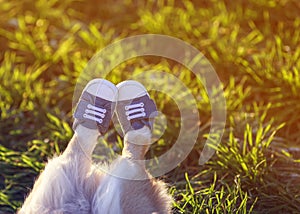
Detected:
left=125, top=102, right=146, bottom=120
left=83, top=104, right=106, bottom=123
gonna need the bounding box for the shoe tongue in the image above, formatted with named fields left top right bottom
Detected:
left=131, top=120, right=146, bottom=130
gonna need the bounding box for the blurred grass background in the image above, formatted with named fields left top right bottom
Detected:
left=1, top=0, right=300, bottom=213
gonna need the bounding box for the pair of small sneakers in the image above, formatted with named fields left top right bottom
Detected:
left=73, top=79, right=158, bottom=137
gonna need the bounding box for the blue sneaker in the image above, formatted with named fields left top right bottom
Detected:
left=73, top=79, right=118, bottom=135
left=116, top=80, right=158, bottom=135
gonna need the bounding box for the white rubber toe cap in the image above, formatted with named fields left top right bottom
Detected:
left=116, top=80, right=148, bottom=101
left=84, top=79, right=118, bottom=102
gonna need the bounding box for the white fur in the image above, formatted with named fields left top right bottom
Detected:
left=92, top=171, right=122, bottom=214
left=18, top=127, right=172, bottom=214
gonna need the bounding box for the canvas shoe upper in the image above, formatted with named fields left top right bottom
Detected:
left=73, top=79, right=118, bottom=135
left=116, top=80, right=158, bottom=135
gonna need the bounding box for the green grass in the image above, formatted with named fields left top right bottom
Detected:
left=1, top=0, right=300, bottom=213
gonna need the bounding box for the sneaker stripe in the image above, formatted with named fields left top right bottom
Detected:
left=87, top=104, right=107, bottom=113
left=127, top=112, right=146, bottom=121
left=125, top=107, right=145, bottom=116
left=85, top=109, right=105, bottom=118
left=83, top=113, right=103, bottom=123
left=125, top=102, right=144, bottom=110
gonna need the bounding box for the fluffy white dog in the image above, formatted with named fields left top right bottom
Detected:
left=18, top=79, right=172, bottom=214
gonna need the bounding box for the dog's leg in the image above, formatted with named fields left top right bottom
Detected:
left=120, top=127, right=172, bottom=214
left=92, top=126, right=172, bottom=214
left=19, top=126, right=102, bottom=214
